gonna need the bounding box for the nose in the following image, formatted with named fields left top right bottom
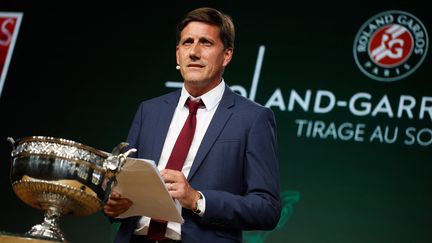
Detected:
left=189, top=43, right=201, bottom=60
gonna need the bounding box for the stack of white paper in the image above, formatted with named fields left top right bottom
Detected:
left=111, top=158, right=184, bottom=223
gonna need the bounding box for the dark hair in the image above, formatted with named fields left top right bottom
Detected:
left=176, top=7, right=235, bottom=49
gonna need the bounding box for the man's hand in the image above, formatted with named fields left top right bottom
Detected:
left=161, top=169, right=200, bottom=210
left=103, top=191, right=133, bottom=218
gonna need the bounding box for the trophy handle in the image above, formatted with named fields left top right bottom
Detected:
left=102, top=143, right=137, bottom=201
left=7, top=137, right=19, bottom=157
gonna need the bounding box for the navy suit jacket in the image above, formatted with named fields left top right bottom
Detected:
left=114, top=85, right=281, bottom=243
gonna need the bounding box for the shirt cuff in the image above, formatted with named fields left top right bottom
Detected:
left=195, top=191, right=206, bottom=217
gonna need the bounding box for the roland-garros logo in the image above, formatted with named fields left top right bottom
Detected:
left=353, top=10, right=428, bottom=82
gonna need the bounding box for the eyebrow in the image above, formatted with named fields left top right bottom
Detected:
left=182, top=36, right=214, bottom=44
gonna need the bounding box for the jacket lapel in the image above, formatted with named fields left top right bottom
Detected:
left=187, top=86, right=235, bottom=180
left=152, top=91, right=180, bottom=165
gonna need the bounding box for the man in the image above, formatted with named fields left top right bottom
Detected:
left=104, top=7, right=281, bottom=243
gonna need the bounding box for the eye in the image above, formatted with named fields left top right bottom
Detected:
left=182, top=38, right=194, bottom=46
left=201, top=39, right=212, bottom=46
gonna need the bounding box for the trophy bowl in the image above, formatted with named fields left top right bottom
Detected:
left=8, top=136, right=135, bottom=242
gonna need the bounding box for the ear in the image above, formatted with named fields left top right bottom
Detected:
left=222, top=48, right=234, bottom=67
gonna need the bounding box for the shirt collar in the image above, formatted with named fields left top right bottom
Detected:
left=179, top=79, right=225, bottom=111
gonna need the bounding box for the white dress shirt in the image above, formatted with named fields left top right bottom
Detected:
left=134, top=80, right=225, bottom=240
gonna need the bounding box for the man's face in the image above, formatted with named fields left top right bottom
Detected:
left=176, top=21, right=233, bottom=96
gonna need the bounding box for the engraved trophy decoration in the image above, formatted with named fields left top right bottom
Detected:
left=7, top=136, right=136, bottom=242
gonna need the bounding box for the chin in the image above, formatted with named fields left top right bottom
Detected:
left=185, top=79, right=204, bottom=87
left=185, top=75, right=207, bottom=85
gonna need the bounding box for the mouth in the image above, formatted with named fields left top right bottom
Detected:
left=187, top=63, right=204, bottom=69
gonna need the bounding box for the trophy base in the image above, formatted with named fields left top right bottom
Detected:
left=25, top=223, right=65, bottom=243
left=0, top=232, right=61, bottom=243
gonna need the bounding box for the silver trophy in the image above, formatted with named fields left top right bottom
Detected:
left=8, top=136, right=136, bottom=242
